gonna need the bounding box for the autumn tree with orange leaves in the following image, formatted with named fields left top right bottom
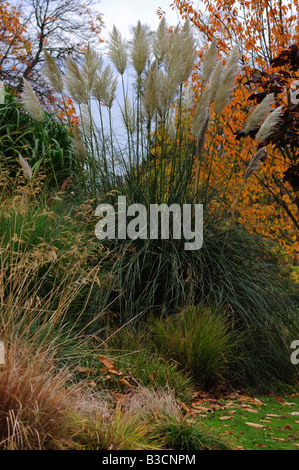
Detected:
left=171, top=0, right=299, bottom=258
left=0, top=1, right=31, bottom=83
left=0, top=0, right=103, bottom=121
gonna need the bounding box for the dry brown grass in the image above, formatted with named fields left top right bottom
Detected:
left=0, top=339, right=80, bottom=449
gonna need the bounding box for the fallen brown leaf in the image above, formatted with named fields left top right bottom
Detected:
left=119, top=378, right=133, bottom=388
left=179, top=401, right=190, bottom=414
left=98, top=355, right=115, bottom=370
left=243, top=407, right=258, bottom=413
left=253, top=398, right=265, bottom=406
left=191, top=404, right=210, bottom=413
left=112, top=392, right=126, bottom=403
left=245, top=422, right=264, bottom=429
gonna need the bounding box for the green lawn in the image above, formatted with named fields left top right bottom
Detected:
left=188, top=393, right=299, bottom=450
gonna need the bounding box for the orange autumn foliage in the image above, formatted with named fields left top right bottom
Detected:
left=172, top=0, right=299, bottom=258
left=0, top=2, right=31, bottom=75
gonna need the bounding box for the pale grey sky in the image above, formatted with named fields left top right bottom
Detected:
left=97, top=0, right=181, bottom=42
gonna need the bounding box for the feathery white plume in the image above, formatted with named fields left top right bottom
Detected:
left=256, top=106, right=283, bottom=142
left=130, top=21, right=151, bottom=75
left=244, top=94, right=275, bottom=134
left=152, top=17, right=169, bottom=63
left=18, top=155, right=33, bottom=182
left=0, top=81, right=5, bottom=104
left=21, top=79, right=44, bottom=122
left=108, top=26, right=128, bottom=75
left=214, top=46, right=240, bottom=114
left=121, top=97, right=135, bottom=134
left=43, top=49, right=64, bottom=94
left=142, top=61, right=159, bottom=120
left=80, top=104, right=92, bottom=138
left=82, top=45, right=102, bottom=93
left=65, top=58, right=88, bottom=104
left=209, top=60, right=224, bottom=103
left=244, top=148, right=266, bottom=181
left=192, top=88, right=210, bottom=137
left=183, top=82, right=195, bottom=111
left=71, top=125, right=87, bottom=161
left=202, top=39, right=218, bottom=85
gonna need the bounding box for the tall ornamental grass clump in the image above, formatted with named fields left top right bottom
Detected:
left=0, top=179, right=111, bottom=341
left=23, top=19, right=299, bottom=390
left=151, top=305, right=237, bottom=387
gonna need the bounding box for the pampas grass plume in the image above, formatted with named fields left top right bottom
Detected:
left=108, top=26, right=128, bottom=75
left=43, top=49, right=63, bottom=94
left=256, top=105, right=283, bottom=142
left=152, top=17, right=169, bottom=63
left=192, top=88, right=210, bottom=137
left=0, top=81, right=5, bottom=104
left=71, top=125, right=87, bottom=161
left=83, top=45, right=102, bottom=92
left=209, top=60, right=224, bottom=103
left=130, top=21, right=151, bottom=75
left=214, top=46, right=240, bottom=114
left=65, top=58, right=88, bottom=105
left=142, top=61, right=159, bottom=120
left=244, top=148, right=266, bottom=181
left=21, top=79, right=44, bottom=122
left=18, top=155, right=33, bottom=182
left=244, top=93, right=275, bottom=134
left=202, top=39, right=218, bottom=85
left=121, top=97, right=135, bottom=134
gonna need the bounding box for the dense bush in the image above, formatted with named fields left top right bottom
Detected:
left=0, top=88, right=76, bottom=189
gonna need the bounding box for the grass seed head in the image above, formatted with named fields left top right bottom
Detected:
left=43, top=49, right=64, bottom=94
left=21, top=79, right=44, bottom=122
left=108, top=26, right=128, bottom=75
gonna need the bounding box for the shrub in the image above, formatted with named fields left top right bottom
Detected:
left=0, top=87, right=76, bottom=189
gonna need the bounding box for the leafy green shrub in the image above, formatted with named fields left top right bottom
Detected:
left=0, top=87, right=76, bottom=188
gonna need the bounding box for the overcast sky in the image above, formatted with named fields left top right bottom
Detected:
left=97, top=0, right=182, bottom=42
